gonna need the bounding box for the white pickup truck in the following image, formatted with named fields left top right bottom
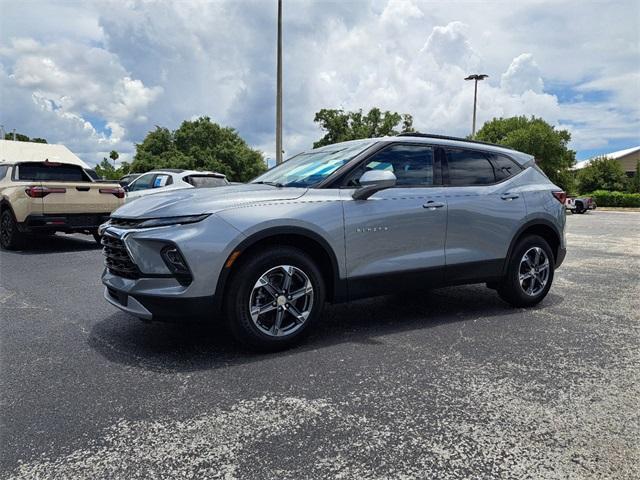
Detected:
left=565, top=196, right=597, bottom=214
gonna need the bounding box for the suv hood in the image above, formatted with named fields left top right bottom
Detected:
left=112, top=184, right=308, bottom=218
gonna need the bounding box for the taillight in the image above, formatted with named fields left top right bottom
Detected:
left=552, top=191, right=567, bottom=204
left=99, top=187, right=126, bottom=199
left=25, top=186, right=66, bottom=198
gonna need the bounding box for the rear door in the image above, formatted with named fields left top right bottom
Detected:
left=442, top=148, right=526, bottom=282
left=16, top=162, right=121, bottom=214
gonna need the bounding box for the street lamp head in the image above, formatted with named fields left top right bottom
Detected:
left=465, top=74, right=489, bottom=81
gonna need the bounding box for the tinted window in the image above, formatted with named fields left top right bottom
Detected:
left=17, top=162, right=89, bottom=182
left=186, top=175, right=228, bottom=188
left=0, top=165, right=8, bottom=180
left=446, top=149, right=496, bottom=186
left=492, top=154, right=521, bottom=181
left=129, top=173, right=155, bottom=191
left=350, top=144, right=434, bottom=187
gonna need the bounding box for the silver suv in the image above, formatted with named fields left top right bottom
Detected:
left=101, top=134, right=566, bottom=350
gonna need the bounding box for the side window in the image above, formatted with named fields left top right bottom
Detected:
left=491, top=154, right=522, bottom=181
left=129, top=173, right=155, bottom=191
left=348, top=144, right=434, bottom=187
left=446, top=149, right=496, bottom=186
left=0, top=165, right=8, bottom=180
left=153, top=174, right=172, bottom=188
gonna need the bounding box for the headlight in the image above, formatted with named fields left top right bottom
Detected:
left=137, top=214, right=211, bottom=228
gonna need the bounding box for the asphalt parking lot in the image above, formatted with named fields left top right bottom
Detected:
left=1, top=211, right=638, bottom=479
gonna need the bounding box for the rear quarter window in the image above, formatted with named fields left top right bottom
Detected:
left=16, top=162, right=90, bottom=182
left=0, top=165, right=9, bottom=180
left=491, top=154, right=523, bottom=181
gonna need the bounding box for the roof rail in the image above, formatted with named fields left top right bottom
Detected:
left=396, top=132, right=514, bottom=150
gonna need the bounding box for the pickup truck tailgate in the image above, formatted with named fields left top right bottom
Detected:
left=41, top=182, right=122, bottom=214
left=15, top=161, right=123, bottom=216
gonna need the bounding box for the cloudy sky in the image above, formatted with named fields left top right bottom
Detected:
left=1, top=0, right=638, bottom=166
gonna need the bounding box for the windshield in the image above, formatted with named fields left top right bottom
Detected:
left=252, top=140, right=375, bottom=188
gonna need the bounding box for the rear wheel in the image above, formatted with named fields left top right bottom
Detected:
left=0, top=209, right=25, bottom=250
left=224, top=246, right=325, bottom=351
left=498, top=235, right=554, bottom=307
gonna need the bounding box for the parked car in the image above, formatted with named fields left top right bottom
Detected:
left=100, top=134, right=566, bottom=350
left=565, top=196, right=596, bottom=214
left=0, top=160, right=125, bottom=249
left=119, top=173, right=142, bottom=187
left=124, top=169, right=228, bottom=202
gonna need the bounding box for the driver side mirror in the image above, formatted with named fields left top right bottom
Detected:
left=352, top=170, right=397, bottom=200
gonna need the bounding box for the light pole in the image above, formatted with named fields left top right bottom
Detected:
left=464, top=74, right=488, bottom=137
left=275, top=0, right=283, bottom=164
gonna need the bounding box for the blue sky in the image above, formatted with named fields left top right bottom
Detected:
left=1, top=0, right=638, bottom=166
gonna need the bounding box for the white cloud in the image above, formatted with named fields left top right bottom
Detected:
left=501, top=53, right=544, bottom=94
left=0, top=0, right=638, bottom=165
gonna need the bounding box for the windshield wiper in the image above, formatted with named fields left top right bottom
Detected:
left=253, top=181, right=284, bottom=187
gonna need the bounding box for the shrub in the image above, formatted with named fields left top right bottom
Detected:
left=589, top=190, right=640, bottom=207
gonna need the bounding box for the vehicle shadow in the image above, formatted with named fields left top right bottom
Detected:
left=88, top=285, right=564, bottom=373
left=8, top=234, right=100, bottom=255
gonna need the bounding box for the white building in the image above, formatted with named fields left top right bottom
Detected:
left=0, top=139, right=89, bottom=168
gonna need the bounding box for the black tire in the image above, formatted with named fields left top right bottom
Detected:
left=574, top=201, right=584, bottom=214
left=0, top=209, right=25, bottom=250
left=224, top=246, right=325, bottom=351
left=498, top=235, right=555, bottom=308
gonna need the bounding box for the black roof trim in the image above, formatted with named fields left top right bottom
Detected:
left=158, top=168, right=186, bottom=173
left=396, top=132, right=516, bottom=151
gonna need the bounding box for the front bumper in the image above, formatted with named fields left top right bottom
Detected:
left=21, top=213, right=111, bottom=233
left=104, top=286, right=215, bottom=321
left=100, top=214, right=245, bottom=320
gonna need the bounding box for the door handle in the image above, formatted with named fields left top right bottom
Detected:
left=501, top=193, right=519, bottom=201
left=423, top=201, right=445, bottom=209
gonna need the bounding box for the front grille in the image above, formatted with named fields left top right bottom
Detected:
left=109, top=217, right=143, bottom=229
left=102, top=234, right=140, bottom=279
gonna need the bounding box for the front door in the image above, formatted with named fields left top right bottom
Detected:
left=340, top=143, right=448, bottom=298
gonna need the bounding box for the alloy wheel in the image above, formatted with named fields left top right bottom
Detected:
left=519, top=247, right=550, bottom=296
left=249, top=265, right=314, bottom=337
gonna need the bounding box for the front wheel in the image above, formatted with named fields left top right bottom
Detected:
left=224, top=246, right=325, bottom=351
left=498, top=235, right=555, bottom=307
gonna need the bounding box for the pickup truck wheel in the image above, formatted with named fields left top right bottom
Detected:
left=0, top=210, right=25, bottom=250
left=498, top=235, right=554, bottom=308
left=224, top=246, right=325, bottom=351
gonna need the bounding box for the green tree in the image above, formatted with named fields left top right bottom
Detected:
left=313, top=107, right=414, bottom=148
left=109, top=150, right=119, bottom=168
left=131, top=117, right=266, bottom=182
left=94, top=157, right=131, bottom=180
left=94, top=158, right=117, bottom=180
left=576, top=156, right=628, bottom=193
left=474, top=116, right=576, bottom=190
left=4, top=132, right=48, bottom=143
